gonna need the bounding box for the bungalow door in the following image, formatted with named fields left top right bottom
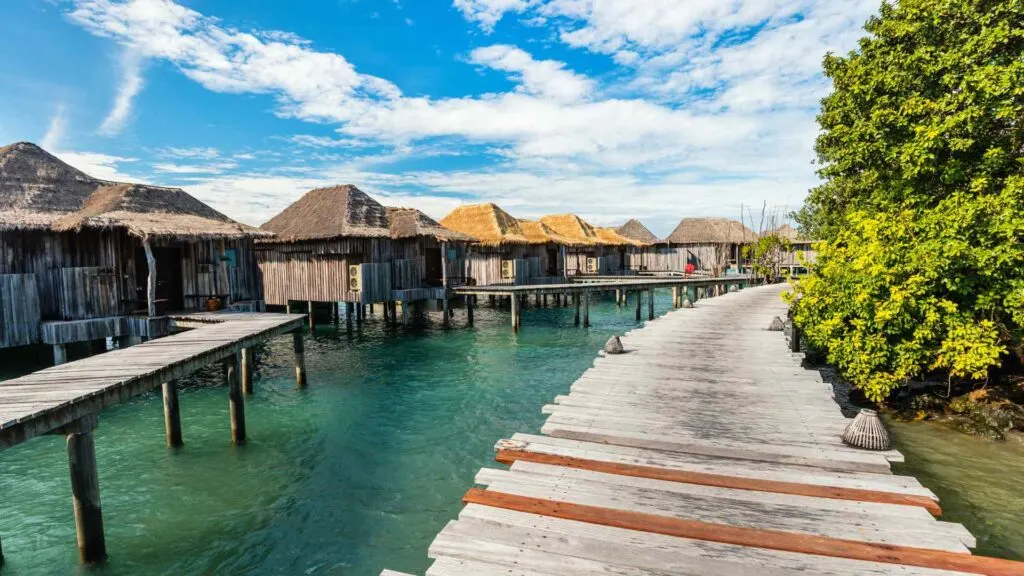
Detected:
left=546, top=247, right=559, bottom=276
left=425, top=247, right=444, bottom=287
left=135, top=246, right=184, bottom=312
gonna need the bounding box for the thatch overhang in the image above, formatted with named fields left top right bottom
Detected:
left=615, top=218, right=660, bottom=244
left=771, top=223, right=815, bottom=243
left=0, top=142, right=266, bottom=241
left=538, top=214, right=605, bottom=246
left=595, top=226, right=649, bottom=247
left=260, top=185, right=391, bottom=242
left=663, top=217, right=756, bottom=244
left=387, top=206, right=476, bottom=242
left=439, top=203, right=530, bottom=247
left=517, top=219, right=581, bottom=246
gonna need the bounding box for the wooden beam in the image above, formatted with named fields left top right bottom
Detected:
left=142, top=237, right=157, bottom=318
left=293, top=330, right=307, bottom=388
left=463, top=488, right=1022, bottom=576
left=240, top=347, right=254, bottom=395
left=53, top=343, right=68, bottom=366
left=495, top=449, right=942, bottom=516
left=225, top=354, right=245, bottom=445
left=65, top=416, right=106, bottom=563
left=162, top=381, right=183, bottom=448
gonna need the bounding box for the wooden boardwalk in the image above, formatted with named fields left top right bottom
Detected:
left=0, top=310, right=306, bottom=564
left=389, top=284, right=1024, bottom=576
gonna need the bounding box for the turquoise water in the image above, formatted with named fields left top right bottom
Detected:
left=0, top=292, right=675, bottom=575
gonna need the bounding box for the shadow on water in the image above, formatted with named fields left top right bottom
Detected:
left=0, top=291, right=675, bottom=575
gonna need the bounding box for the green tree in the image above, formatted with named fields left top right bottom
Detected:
left=791, top=0, right=1024, bottom=401
left=745, top=233, right=792, bottom=281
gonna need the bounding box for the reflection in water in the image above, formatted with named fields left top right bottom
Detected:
left=887, top=417, right=1024, bottom=560
left=0, top=293, right=671, bottom=575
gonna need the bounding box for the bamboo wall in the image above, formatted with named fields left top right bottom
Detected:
left=256, top=237, right=471, bottom=305
left=465, top=244, right=559, bottom=286
left=781, top=242, right=817, bottom=267
left=0, top=274, right=41, bottom=348
left=0, top=229, right=263, bottom=349
left=647, top=243, right=747, bottom=273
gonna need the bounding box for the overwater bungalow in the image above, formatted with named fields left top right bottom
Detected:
left=0, top=142, right=267, bottom=360
left=440, top=203, right=559, bottom=286
left=595, top=226, right=652, bottom=273
left=538, top=214, right=608, bottom=275
left=773, top=223, right=817, bottom=274
left=660, top=217, right=755, bottom=275
left=614, top=218, right=663, bottom=272
left=257, top=185, right=472, bottom=318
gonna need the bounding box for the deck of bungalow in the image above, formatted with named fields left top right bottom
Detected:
left=0, top=310, right=307, bottom=564
left=384, top=284, right=1024, bottom=576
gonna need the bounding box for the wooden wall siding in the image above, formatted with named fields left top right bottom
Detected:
left=257, top=238, right=471, bottom=304
left=781, top=243, right=817, bottom=267
left=465, top=244, right=555, bottom=287
left=41, top=316, right=168, bottom=345
left=57, top=267, right=122, bottom=320
left=1, top=230, right=132, bottom=320
left=0, top=273, right=42, bottom=348
left=178, top=239, right=262, bottom=305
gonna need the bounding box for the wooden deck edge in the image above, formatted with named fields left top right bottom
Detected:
left=495, top=449, right=942, bottom=516
left=462, top=488, right=1023, bottom=576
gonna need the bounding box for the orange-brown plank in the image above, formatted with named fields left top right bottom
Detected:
left=463, top=488, right=1024, bottom=576
left=496, top=449, right=943, bottom=516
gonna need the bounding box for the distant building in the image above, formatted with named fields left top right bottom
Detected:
left=613, top=218, right=663, bottom=271
left=772, top=224, right=817, bottom=274
left=256, top=185, right=473, bottom=309
left=440, top=203, right=559, bottom=285
left=0, top=142, right=266, bottom=356
left=660, top=217, right=756, bottom=274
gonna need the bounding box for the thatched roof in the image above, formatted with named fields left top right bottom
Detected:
left=439, top=203, right=530, bottom=246
left=0, top=142, right=266, bottom=240
left=615, top=218, right=659, bottom=244
left=387, top=206, right=475, bottom=242
left=260, top=185, right=391, bottom=241
left=664, top=218, right=755, bottom=244
left=539, top=214, right=604, bottom=246
left=771, top=224, right=814, bottom=243
left=517, top=219, right=581, bottom=246
left=596, top=227, right=648, bottom=247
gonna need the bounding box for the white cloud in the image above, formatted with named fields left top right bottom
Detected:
left=55, top=151, right=139, bottom=182
left=452, top=0, right=532, bottom=32
left=41, top=104, right=66, bottom=150
left=63, top=0, right=882, bottom=224
left=469, top=44, right=594, bottom=102
left=152, top=161, right=238, bottom=174
left=99, top=50, right=144, bottom=135
left=161, top=146, right=220, bottom=159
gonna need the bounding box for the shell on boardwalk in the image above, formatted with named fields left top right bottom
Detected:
left=603, top=335, right=625, bottom=355
left=768, top=316, right=785, bottom=331
left=842, top=409, right=890, bottom=451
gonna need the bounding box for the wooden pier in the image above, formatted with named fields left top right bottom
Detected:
left=388, top=284, right=1024, bottom=576
left=455, top=275, right=745, bottom=331
left=0, top=311, right=306, bottom=564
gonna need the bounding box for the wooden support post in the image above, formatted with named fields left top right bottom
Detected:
left=286, top=301, right=292, bottom=314
left=308, top=300, right=316, bottom=333
left=53, top=343, right=68, bottom=366
left=65, top=416, right=105, bottom=563
left=510, top=294, right=519, bottom=332
left=542, top=294, right=548, bottom=307
left=293, top=330, right=307, bottom=388
left=442, top=297, right=450, bottom=328
left=332, top=303, right=339, bottom=325
left=0, top=533, right=4, bottom=569
left=225, top=354, right=245, bottom=445
left=573, top=292, right=580, bottom=326
left=142, top=236, right=157, bottom=318
left=635, top=290, right=642, bottom=322
left=369, top=303, right=375, bottom=315
left=790, top=323, right=801, bottom=353
left=241, top=347, right=254, bottom=394
left=401, top=301, right=409, bottom=325
left=466, top=295, right=474, bottom=326
left=583, top=291, right=591, bottom=328
left=346, top=302, right=354, bottom=331
left=162, top=381, right=183, bottom=448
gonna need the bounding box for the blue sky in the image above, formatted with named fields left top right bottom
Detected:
left=0, top=0, right=880, bottom=236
